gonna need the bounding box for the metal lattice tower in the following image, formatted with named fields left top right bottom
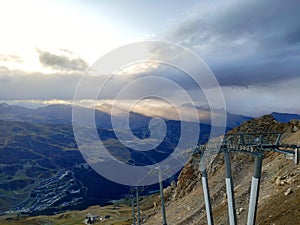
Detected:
left=197, top=132, right=299, bottom=225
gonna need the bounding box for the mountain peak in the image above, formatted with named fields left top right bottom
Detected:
left=271, top=112, right=300, bottom=123
left=0, top=103, right=9, bottom=108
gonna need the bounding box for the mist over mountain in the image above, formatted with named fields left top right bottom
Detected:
left=0, top=103, right=151, bottom=130
left=180, top=103, right=253, bottom=128
left=0, top=102, right=253, bottom=129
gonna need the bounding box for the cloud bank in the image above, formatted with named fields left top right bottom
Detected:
left=166, top=0, right=300, bottom=87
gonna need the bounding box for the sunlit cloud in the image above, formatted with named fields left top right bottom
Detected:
left=116, top=61, right=159, bottom=76
left=95, top=98, right=212, bottom=124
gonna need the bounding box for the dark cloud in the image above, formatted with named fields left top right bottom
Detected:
left=167, top=0, right=300, bottom=87
left=0, top=66, right=207, bottom=105
left=211, top=54, right=300, bottom=87
left=38, top=49, right=88, bottom=72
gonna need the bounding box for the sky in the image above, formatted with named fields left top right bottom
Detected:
left=0, top=0, right=300, bottom=117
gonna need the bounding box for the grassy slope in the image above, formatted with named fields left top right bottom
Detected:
left=0, top=205, right=132, bottom=225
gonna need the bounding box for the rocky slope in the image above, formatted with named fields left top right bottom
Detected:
left=144, top=115, right=300, bottom=225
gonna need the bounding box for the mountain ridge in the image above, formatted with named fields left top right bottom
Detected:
left=271, top=111, right=300, bottom=123
left=0, top=103, right=253, bottom=129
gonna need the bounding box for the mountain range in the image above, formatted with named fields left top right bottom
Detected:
left=0, top=102, right=253, bottom=129
left=271, top=111, right=300, bottom=123
left=0, top=103, right=218, bottom=214
left=1, top=102, right=300, bottom=216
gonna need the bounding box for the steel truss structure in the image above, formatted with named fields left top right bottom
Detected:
left=197, top=132, right=299, bottom=225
